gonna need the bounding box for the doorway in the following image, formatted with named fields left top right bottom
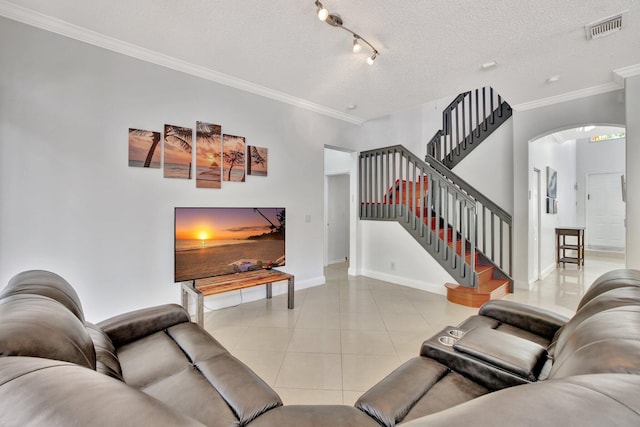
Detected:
left=326, top=174, right=350, bottom=264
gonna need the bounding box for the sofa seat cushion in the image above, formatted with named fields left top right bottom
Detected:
left=117, top=321, right=282, bottom=426
left=248, top=405, right=381, bottom=427
left=142, top=365, right=239, bottom=427
left=355, top=357, right=488, bottom=427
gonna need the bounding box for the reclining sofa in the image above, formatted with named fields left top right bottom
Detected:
left=1, top=269, right=639, bottom=426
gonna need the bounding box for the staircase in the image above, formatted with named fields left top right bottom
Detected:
left=359, top=88, right=513, bottom=307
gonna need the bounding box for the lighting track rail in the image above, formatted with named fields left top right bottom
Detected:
left=314, top=1, right=379, bottom=65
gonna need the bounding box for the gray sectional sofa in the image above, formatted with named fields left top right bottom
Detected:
left=1, top=269, right=639, bottom=426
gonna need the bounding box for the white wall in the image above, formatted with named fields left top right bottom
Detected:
left=0, top=18, right=357, bottom=321
left=454, top=120, right=514, bottom=214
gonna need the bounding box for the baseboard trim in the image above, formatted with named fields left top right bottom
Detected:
left=361, top=269, right=446, bottom=295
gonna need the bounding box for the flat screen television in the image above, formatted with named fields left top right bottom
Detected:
left=174, top=207, right=285, bottom=282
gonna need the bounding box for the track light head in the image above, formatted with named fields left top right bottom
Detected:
left=352, top=37, right=362, bottom=53
left=366, top=52, right=378, bottom=65
left=315, top=1, right=329, bottom=21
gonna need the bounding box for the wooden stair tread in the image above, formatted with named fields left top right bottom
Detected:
left=445, top=279, right=509, bottom=308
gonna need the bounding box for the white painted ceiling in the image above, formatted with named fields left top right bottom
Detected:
left=2, top=0, right=640, bottom=123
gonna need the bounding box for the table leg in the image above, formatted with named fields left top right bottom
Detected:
left=287, top=276, right=294, bottom=309
left=266, top=283, right=272, bottom=299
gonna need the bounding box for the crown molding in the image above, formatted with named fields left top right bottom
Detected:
left=613, top=63, right=640, bottom=85
left=0, top=0, right=366, bottom=126
left=512, top=81, right=623, bottom=112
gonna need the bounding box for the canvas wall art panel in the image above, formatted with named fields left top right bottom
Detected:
left=128, top=128, right=161, bottom=168
left=222, top=134, right=246, bottom=182
left=164, top=124, right=193, bottom=179
left=547, top=166, right=557, bottom=198
left=247, top=146, right=268, bottom=176
left=195, top=122, right=222, bottom=189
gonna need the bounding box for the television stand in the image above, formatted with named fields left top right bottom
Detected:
left=181, top=269, right=294, bottom=327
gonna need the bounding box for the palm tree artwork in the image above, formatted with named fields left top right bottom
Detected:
left=196, top=121, right=222, bottom=189
left=222, top=134, right=246, bottom=182
left=247, top=146, right=268, bottom=176
left=164, top=124, right=193, bottom=179
left=128, top=128, right=161, bottom=168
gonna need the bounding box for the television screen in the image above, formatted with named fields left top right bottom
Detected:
left=174, top=207, right=285, bottom=282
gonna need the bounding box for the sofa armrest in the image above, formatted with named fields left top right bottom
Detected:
left=478, top=300, right=569, bottom=339
left=97, top=304, right=190, bottom=348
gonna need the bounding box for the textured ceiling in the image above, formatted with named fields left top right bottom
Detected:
left=2, top=0, right=640, bottom=122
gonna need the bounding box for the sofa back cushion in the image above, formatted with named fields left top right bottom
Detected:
left=0, top=293, right=96, bottom=369
left=549, top=286, right=640, bottom=357
left=576, top=269, right=640, bottom=311
left=1, top=270, right=85, bottom=321
left=548, top=306, right=640, bottom=379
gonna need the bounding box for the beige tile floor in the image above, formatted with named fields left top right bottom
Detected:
left=202, top=252, right=624, bottom=406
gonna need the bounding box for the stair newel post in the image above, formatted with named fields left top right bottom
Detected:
left=367, top=154, right=373, bottom=218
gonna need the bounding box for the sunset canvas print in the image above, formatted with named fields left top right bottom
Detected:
left=195, top=121, right=222, bottom=189
left=174, top=207, right=286, bottom=281
left=247, top=146, right=268, bottom=176
left=222, top=134, right=246, bottom=182
left=128, top=128, right=161, bottom=168
left=164, top=124, right=193, bottom=179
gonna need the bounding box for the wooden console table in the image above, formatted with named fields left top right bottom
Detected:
left=181, top=269, right=294, bottom=327
left=556, top=227, right=585, bottom=269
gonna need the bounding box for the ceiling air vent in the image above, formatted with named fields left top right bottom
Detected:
left=585, top=12, right=624, bottom=40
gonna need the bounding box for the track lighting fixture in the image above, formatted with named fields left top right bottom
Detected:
left=313, top=1, right=380, bottom=65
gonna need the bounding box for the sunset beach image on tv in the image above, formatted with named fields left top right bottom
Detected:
left=174, top=207, right=285, bottom=282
